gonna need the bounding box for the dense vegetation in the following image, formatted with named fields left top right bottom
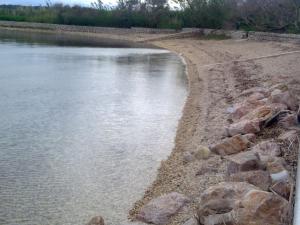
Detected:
left=1, top=0, right=300, bottom=33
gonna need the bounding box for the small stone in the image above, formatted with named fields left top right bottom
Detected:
left=136, top=192, right=190, bottom=225
left=86, top=216, right=105, bottom=225
left=210, top=134, right=250, bottom=156
left=193, top=146, right=211, bottom=160
left=225, top=119, right=261, bottom=137
left=196, top=166, right=218, bottom=176
left=226, top=151, right=262, bottom=175
left=270, top=180, right=292, bottom=200
left=228, top=170, right=271, bottom=191
left=183, top=151, right=194, bottom=163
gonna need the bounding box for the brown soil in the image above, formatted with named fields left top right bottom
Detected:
left=129, top=38, right=300, bottom=224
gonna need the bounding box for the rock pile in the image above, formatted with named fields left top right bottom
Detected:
left=135, top=84, right=299, bottom=225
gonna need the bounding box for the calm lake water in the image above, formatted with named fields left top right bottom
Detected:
left=0, top=31, right=187, bottom=225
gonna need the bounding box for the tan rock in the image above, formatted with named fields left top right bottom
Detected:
left=225, top=119, right=261, bottom=137
left=239, top=190, right=289, bottom=225
left=228, top=170, right=271, bottom=191
left=136, top=192, right=189, bottom=225
left=226, top=151, right=262, bottom=175
left=210, top=134, right=250, bottom=156
left=197, top=182, right=289, bottom=225
left=240, top=105, right=274, bottom=123
left=197, top=182, right=258, bottom=225
left=86, top=216, right=105, bottom=225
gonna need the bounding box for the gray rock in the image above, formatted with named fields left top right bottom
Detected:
left=86, top=216, right=105, bottom=225
left=252, top=140, right=281, bottom=158
left=226, top=151, right=262, bottom=175
left=227, top=170, right=271, bottom=191
left=136, top=192, right=190, bottom=225
left=182, top=217, right=199, bottom=225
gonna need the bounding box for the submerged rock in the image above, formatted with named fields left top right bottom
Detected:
left=136, top=192, right=189, bottom=225
left=86, top=216, right=105, bottom=225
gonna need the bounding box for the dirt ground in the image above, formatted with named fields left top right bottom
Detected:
left=129, top=38, right=300, bottom=224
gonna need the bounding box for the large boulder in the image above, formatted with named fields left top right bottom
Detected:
left=270, top=180, right=292, bottom=200
left=227, top=170, right=271, bottom=191
left=197, top=182, right=289, bottom=225
left=239, top=190, right=289, bottom=225
left=226, top=151, right=263, bottom=175
left=227, top=100, right=265, bottom=120
left=278, top=112, right=299, bottom=129
left=270, top=89, right=298, bottom=111
left=136, top=192, right=190, bottom=225
left=224, top=119, right=261, bottom=137
left=240, top=105, right=274, bottom=124
left=210, top=134, right=250, bottom=156
left=86, top=216, right=105, bottom=225
left=251, top=140, right=281, bottom=161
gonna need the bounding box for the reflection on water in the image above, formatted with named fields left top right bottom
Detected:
left=0, top=32, right=187, bottom=225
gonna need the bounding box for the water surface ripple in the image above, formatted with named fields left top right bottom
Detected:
left=0, top=36, right=187, bottom=225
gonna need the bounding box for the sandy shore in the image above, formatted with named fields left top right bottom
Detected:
left=129, top=38, right=300, bottom=224
left=1, top=25, right=299, bottom=224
